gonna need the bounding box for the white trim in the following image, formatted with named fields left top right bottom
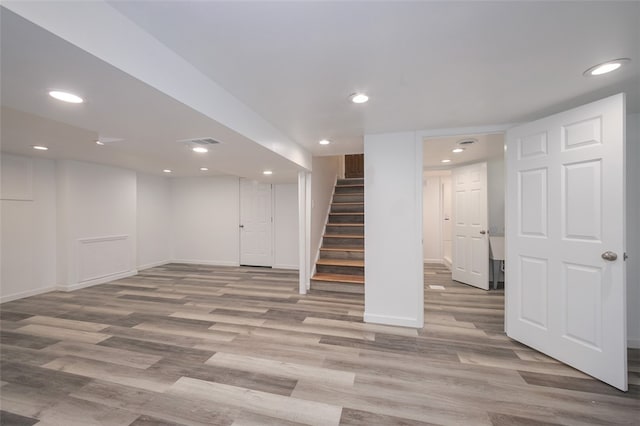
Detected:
left=173, top=259, right=240, bottom=267
left=364, top=312, right=423, bottom=329
left=0, top=286, right=57, bottom=304
left=417, top=123, right=515, bottom=140
left=137, top=260, right=170, bottom=270
left=443, top=256, right=453, bottom=270
left=59, top=269, right=138, bottom=292
left=77, top=234, right=128, bottom=244
left=312, top=174, right=338, bottom=278
left=628, top=339, right=640, bottom=349
left=273, top=264, right=299, bottom=270
left=423, top=258, right=444, bottom=264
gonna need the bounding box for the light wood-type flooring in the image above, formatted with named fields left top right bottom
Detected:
left=0, top=263, right=638, bottom=425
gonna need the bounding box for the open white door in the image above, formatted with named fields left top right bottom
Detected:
left=240, top=179, right=273, bottom=267
left=506, top=93, right=627, bottom=390
left=452, top=162, right=489, bottom=290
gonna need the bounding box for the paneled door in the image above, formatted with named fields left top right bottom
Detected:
left=240, top=179, right=273, bottom=267
left=506, top=93, right=627, bottom=390
left=451, top=162, right=489, bottom=290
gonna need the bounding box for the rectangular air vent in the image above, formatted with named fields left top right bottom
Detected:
left=177, top=137, right=221, bottom=146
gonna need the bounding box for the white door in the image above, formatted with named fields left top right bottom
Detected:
left=506, top=93, right=627, bottom=391
left=240, top=179, right=273, bottom=267
left=452, top=162, right=489, bottom=289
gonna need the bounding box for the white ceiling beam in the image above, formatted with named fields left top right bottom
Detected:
left=3, top=0, right=312, bottom=171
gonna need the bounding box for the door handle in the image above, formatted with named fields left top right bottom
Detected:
left=479, top=230, right=486, bottom=235
left=239, top=225, right=244, bottom=229
left=601, top=251, right=617, bottom=261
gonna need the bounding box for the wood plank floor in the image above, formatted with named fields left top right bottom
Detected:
left=1, top=263, right=638, bottom=425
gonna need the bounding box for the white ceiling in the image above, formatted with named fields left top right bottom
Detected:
left=1, top=1, right=639, bottom=179
left=423, top=133, right=504, bottom=170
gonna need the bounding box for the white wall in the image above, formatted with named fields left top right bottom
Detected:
left=310, top=156, right=340, bottom=268
left=487, top=155, right=505, bottom=235
left=1, top=154, right=57, bottom=302
left=274, top=183, right=298, bottom=269
left=56, top=160, right=137, bottom=290
left=137, top=173, right=171, bottom=270
left=171, top=176, right=240, bottom=266
left=365, top=132, right=423, bottom=328
left=627, top=113, right=640, bottom=348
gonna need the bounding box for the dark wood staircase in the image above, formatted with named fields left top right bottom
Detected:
left=311, top=178, right=364, bottom=294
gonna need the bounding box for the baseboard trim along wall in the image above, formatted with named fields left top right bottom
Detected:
left=137, top=260, right=171, bottom=271
left=273, top=264, right=299, bottom=270
left=0, top=286, right=58, bottom=304
left=364, top=312, right=423, bottom=329
left=60, top=269, right=138, bottom=292
left=171, top=259, right=240, bottom=267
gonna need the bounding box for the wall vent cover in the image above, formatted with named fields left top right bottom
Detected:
left=457, top=138, right=477, bottom=146
left=178, top=137, right=221, bottom=146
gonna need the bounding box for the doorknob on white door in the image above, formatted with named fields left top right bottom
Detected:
left=479, top=230, right=486, bottom=235
left=601, top=251, right=617, bottom=261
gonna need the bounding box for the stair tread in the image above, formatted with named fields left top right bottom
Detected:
left=327, top=223, right=364, bottom=227
left=332, top=202, right=364, bottom=205
left=320, top=247, right=365, bottom=252
left=324, top=234, right=365, bottom=238
left=330, top=212, right=364, bottom=215
left=311, top=273, right=365, bottom=284
left=317, top=259, right=364, bottom=267
left=336, top=184, right=364, bottom=188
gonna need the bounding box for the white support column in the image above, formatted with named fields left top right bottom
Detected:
left=364, top=132, right=424, bottom=328
left=298, top=171, right=310, bottom=294
left=305, top=173, right=312, bottom=291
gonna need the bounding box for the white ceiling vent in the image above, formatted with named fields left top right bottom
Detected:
left=178, top=137, right=222, bottom=146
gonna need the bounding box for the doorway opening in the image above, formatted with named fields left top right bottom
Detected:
left=422, top=132, right=505, bottom=290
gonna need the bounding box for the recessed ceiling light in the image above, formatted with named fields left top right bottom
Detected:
left=319, top=139, right=331, bottom=145
left=200, top=167, right=208, bottom=171
left=192, top=147, right=208, bottom=153
left=441, top=159, right=451, bottom=163
left=584, top=58, right=630, bottom=76
left=452, top=148, right=464, bottom=153
left=263, top=170, right=273, bottom=175
left=49, top=90, right=83, bottom=103
left=95, top=140, right=104, bottom=146
left=163, top=169, right=172, bottom=173
left=349, top=93, right=369, bottom=104
left=32, top=145, right=48, bottom=151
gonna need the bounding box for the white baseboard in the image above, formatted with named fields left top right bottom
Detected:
left=629, top=338, right=640, bottom=349
left=0, top=286, right=58, bottom=304
left=364, top=312, right=423, bottom=329
left=273, top=264, right=299, bottom=270
left=58, top=269, right=138, bottom=292
left=443, top=257, right=452, bottom=270
left=423, top=258, right=444, bottom=264
left=172, top=259, right=240, bottom=267
left=137, top=260, right=170, bottom=271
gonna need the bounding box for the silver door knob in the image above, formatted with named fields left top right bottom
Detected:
left=601, top=251, right=617, bottom=261
left=479, top=230, right=486, bottom=235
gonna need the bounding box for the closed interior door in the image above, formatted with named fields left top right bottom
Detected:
left=240, top=179, right=273, bottom=267
left=451, top=162, right=489, bottom=289
left=506, top=93, right=627, bottom=390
